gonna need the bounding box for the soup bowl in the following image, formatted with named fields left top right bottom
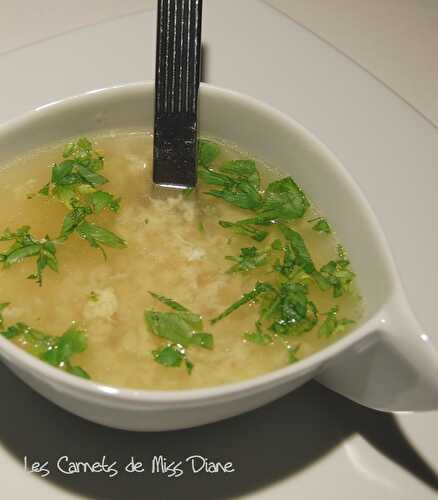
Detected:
left=0, top=82, right=438, bottom=431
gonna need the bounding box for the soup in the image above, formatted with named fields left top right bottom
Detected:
left=0, top=131, right=362, bottom=389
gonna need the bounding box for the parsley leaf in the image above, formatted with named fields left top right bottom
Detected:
left=211, top=282, right=274, bottom=324
left=262, top=282, right=318, bottom=336
left=308, top=217, right=331, bottom=234
left=88, top=191, right=121, bottom=214
left=76, top=222, right=127, bottom=255
left=153, top=345, right=185, bottom=368
left=49, top=138, right=107, bottom=205
left=41, top=323, right=88, bottom=371
left=198, top=140, right=221, bottom=168
left=199, top=157, right=263, bottom=210
left=58, top=200, right=125, bottom=256
left=146, top=293, right=214, bottom=373
left=60, top=204, right=92, bottom=238
left=145, top=311, right=203, bottom=346
left=287, top=344, right=300, bottom=364
left=15, top=138, right=126, bottom=285
left=244, top=322, right=273, bottom=345
left=279, top=225, right=315, bottom=274
left=219, top=220, right=268, bottom=242
left=225, top=246, right=269, bottom=273
left=258, top=177, right=309, bottom=221
left=318, top=306, right=355, bottom=337
left=46, top=138, right=126, bottom=252
left=190, top=333, right=214, bottom=349
left=148, top=292, right=190, bottom=312
left=318, top=258, right=356, bottom=297
left=0, top=226, right=59, bottom=286
left=0, top=304, right=89, bottom=379
left=0, top=302, right=9, bottom=329
left=273, top=242, right=296, bottom=278
left=153, top=344, right=193, bottom=375
left=219, top=160, right=260, bottom=189
left=200, top=174, right=263, bottom=209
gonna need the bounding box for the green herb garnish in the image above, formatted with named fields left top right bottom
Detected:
left=145, top=293, right=214, bottom=373
left=244, top=322, right=273, bottom=345
left=262, top=282, right=318, bottom=336
left=279, top=225, right=315, bottom=274
left=219, top=160, right=260, bottom=189
left=258, top=177, right=309, bottom=221
left=0, top=304, right=89, bottom=378
left=2, top=138, right=126, bottom=285
left=148, top=291, right=190, bottom=312
left=318, top=306, right=355, bottom=337
left=49, top=139, right=126, bottom=254
left=197, top=140, right=359, bottom=367
left=88, top=191, right=121, bottom=214
left=0, top=226, right=59, bottom=286
left=317, top=259, right=356, bottom=297
left=35, top=139, right=125, bottom=282
left=47, top=138, right=107, bottom=206
left=211, top=282, right=274, bottom=324
left=287, top=344, right=300, bottom=364
left=0, top=302, right=9, bottom=329
left=153, top=344, right=195, bottom=374
left=199, top=165, right=263, bottom=210
left=225, top=246, right=269, bottom=274
left=219, top=220, right=268, bottom=242
left=198, top=140, right=221, bottom=168
left=308, top=217, right=331, bottom=234
left=75, top=222, right=126, bottom=256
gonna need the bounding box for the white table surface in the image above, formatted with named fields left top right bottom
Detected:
left=0, top=2, right=437, bottom=500
left=2, top=0, right=438, bottom=127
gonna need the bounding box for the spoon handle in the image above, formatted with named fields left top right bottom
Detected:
left=153, top=0, right=203, bottom=189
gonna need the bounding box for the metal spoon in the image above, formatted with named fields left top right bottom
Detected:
left=153, top=0, right=203, bottom=190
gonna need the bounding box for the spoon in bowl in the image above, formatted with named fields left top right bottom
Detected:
left=153, top=0, right=203, bottom=191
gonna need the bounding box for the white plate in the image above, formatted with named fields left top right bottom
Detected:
left=0, top=1, right=437, bottom=498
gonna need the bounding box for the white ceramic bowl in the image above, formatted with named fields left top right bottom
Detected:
left=0, top=82, right=438, bottom=431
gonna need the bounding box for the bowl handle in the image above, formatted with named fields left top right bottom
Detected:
left=316, top=293, right=438, bottom=412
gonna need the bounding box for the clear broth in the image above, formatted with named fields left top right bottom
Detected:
left=0, top=131, right=362, bottom=389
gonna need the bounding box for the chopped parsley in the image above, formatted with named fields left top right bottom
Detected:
left=219, top=220, right=268, bottom=242
left=258, top=177, right=309, bottom=221
left=199, top=145, right=310, bottom=227
left=1, top=138, right=126, bottom=285
left=1, top=137, right=359, bottom=380
left=308, top=216, right=331, bottom=234
left=145, top=292, right=214, bottom=373
left=198, top=140, right=221, bottom=168
left=0, top=226, right=59, bottom=286
left=0, top=304, right=89, bottom=378
left=211, top=282, right=274, bottom=324
left=225, top=246, right=269, bottom=274
left=51, top=139, right=126, bottom=254
left=152, top=345, right=193, bottom=373
left=199, top=161, right=263, bottom=210
left=318, top=306, right=356, bottom=337
left=287, top=344, right=300, bottom=364
left=244, top=322, right=273, bottom=345
left=204, top=142, right=357, bottom=358
left=317, top=258, right=356, bottom=297
left=279, top=225, right=315, bottom=274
